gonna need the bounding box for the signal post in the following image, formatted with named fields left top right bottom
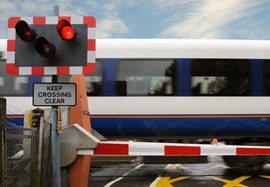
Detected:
left=7, top=16, right=96, bottom=187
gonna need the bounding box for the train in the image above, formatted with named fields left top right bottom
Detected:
left=1, top=38, right=270, bottom=170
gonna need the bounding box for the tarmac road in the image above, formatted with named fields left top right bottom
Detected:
left=89, top=156, right=270, bottom=187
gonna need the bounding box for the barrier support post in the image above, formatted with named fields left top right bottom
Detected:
left=69, top=75, right=92, bottom=187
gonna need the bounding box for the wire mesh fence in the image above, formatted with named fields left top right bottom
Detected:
left=4, top=119, right=52, bottom=187
left=5, top=121, right=39, bottom=187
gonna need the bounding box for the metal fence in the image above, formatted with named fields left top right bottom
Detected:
left=5, top=122, right=39, bottom=187
left=4, top=119, right=52, bottom=187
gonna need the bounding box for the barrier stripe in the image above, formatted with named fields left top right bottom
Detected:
left=236, top=147, right=270, bottom=155
left=201, top=145, right=236, bottom=156
left=165, top=145, right=201, bottom=156
left=129, top=142, right=164, bottom=156
left=93, top=143, right=129, bottom=155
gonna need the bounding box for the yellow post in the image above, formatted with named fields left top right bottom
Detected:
left=69, top=75, right=92, bottom=187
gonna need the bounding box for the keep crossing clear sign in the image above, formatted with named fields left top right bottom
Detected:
left=33, top=83, right=76, bottom=106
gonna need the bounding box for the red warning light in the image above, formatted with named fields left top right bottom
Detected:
left=57, top=19, right=76, bottom=41
left=61, top=26, right=75, bottom=40
left=15, top=20, right=36, bottom=42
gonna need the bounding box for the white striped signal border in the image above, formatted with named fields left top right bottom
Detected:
left=77, top=141, right=270, bottom=156
left=7, top=16, right=96, bottom=75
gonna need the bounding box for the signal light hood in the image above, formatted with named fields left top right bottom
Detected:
left=15, top=20, right=36, bottom=42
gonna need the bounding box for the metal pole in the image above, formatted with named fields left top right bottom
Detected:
left=0, top=98, right=6, bottom=187
left=51, top=5, right=61, bottom=187
left=53, top=5, right=59, bottom=16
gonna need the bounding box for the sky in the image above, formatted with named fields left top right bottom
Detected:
left=1, top=0, right=270, bottom=39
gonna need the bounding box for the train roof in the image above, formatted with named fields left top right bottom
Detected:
left=1, top=39, right=270, bottom=59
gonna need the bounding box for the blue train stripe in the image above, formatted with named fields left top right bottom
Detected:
left=6, top=114, right=270, bottom=138
left=90, top=114, right=270, bottom=138
left=91, top=114, right=270, bottom=119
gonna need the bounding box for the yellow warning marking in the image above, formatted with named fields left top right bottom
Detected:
left=211, top=176, right=250, bottom=187
left=154, top=176, right=189, bottom=187
left=260, top=175, right=270, bottom=180
left=27, top=109, right=33, bottom=128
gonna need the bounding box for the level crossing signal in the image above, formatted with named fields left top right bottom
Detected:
left=7, top=16, right=96, bottom=75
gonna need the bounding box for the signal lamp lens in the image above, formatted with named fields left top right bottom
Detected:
left=61, top=26, right=75, bottom=40
left=56, top=19, right=76, bottom=41
left=35, top=37, right=56, bottom=58
left=15, top=20, right=36, bottom=42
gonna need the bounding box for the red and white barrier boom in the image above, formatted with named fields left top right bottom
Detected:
left=78, top=141, right=270, bottom=157
left=60, top=124, right=270, bottom=168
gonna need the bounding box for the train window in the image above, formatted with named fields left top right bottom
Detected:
left=116, top=60, right=175, bottom=96
left=85, top=60, right=102, bottom=96
left=191, top=59, right=250, bottom=96
left=265, top=61, right=270, bottom=95
left=0, top=59, right=29, bottom=96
